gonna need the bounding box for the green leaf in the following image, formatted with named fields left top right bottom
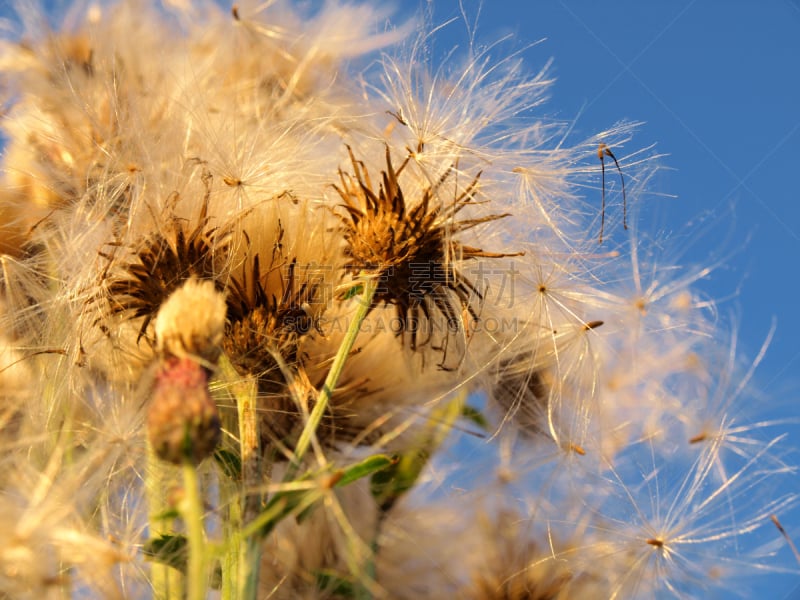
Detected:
left=295, top=456, right=394, bottom=525
left=369, top=394, right=467, bottom=513
left=213, top=448, right=242, bottom=480
left=461, top=405, right=490, bottom=431
left=258, top=491, right=306, bottom=538
left=315, top=569, right=357, bottom=597
left=143, top=534, right=188, bottom=573
left=149, top=507, right=180, bottom=522
left=342, top=283, right=364, bottom=300
left=254, top=477, right=323, bottom=538
left=336, top=454, right=394, bottom=487
left=251, top=456, right=394, bottom=539
left=370, top=449, right=429, bottom=512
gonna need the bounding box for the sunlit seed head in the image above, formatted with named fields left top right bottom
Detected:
left=219, top=215, right=342, bottom=450
left=492, top=365, right=552, bottom=439
left=0, top=1, right=794, bottom=598
left=224, top=252, right=320, bottom=380
left=154, top=278, right=227, bottom=366
left=334, top=144, right=521, bottom=360
left=100, top=190, right=232, bottom=347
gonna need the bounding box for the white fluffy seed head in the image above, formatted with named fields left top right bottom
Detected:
left=0, top=1, right=793, bottom=598
left=154, top=278, right=227, bottom=365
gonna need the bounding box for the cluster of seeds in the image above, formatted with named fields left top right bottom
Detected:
left=0, top=2, right=795, bottom=598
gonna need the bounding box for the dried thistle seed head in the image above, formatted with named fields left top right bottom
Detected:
left=465, top=510, right=589, bottom=600
left=100, top=190, right=231, bottom=345
left=154, top=278, right=227, bottom=365
left=489, top=319, right=604, bottom=444
left=224, top=247, right=337, bottom=448
left=146, top=356, right=220, bottom=465
left=334, top=145, right=521, bottom=357
left=225, top=254, right=320, bottom=378
left=492, top=364, right=553, bottom=437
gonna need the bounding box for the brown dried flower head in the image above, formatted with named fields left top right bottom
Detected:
left=222, top=224, right=387, bottom=450
left=100, top=182, right=231, bottom=345
left=223, top=228, right=328, bottom=447
left=334, top=145, right=522, bottom=357
left=465, top=510, right=592, bottom=600
left=225, top=252, right=320, bottom=380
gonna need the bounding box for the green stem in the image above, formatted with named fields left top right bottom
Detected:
left=218, top=404, right=241, bottom=600
left=146, top=445, right=182, bottom=600
left=238, top=375, right=262, bottom=600
left=292, top=278, right=377, bottom=469
left=218, top=356, right=263, bottom=600
left=358, top=510, right=386, bottom=600
left=220, top=476, right=240, bottom=600
left=182, top=458, right=207, bottom=600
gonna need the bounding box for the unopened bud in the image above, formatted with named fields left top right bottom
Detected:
left=147, top=356, right=221, bottom=465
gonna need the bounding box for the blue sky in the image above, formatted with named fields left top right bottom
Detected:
left=421, top=1, right=800, bottom=597
left=421, top=1, right=800, bottom=395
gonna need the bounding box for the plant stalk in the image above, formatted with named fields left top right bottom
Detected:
left=292, top=278, right=377, bottom=468
left=181, top=458, right=207, bottom=600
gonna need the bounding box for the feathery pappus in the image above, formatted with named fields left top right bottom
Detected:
left=0, top=1, right=795, bottom=598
